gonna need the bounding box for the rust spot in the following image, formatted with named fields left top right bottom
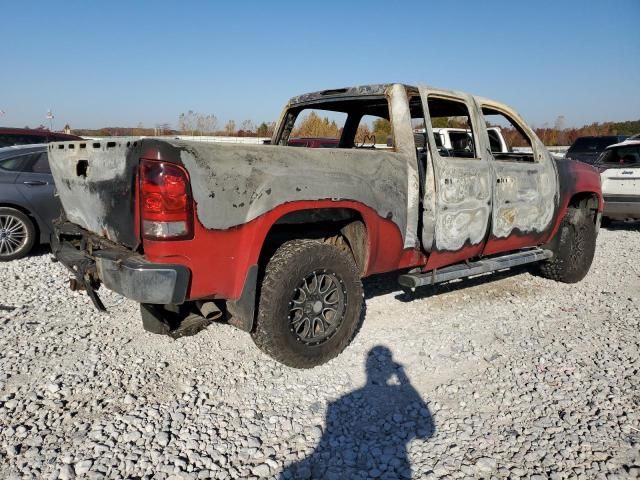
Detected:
left=502, top=208, right=516, bottom=225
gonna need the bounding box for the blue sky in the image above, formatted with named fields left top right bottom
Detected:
left=2, top=0, right=639, bottom=129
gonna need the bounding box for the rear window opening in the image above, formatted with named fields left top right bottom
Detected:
left=482, top=107, right=535, bottom=163
left=598, top=146, right=640, bottom=167
left=287, top=109, right=347, bottom=148
left=278, top=96, right=399, bottom=150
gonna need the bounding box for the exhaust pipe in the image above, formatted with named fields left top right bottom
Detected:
left=196, top=301, right=223, bottom=321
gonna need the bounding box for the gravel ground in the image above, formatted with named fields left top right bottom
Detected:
left=1, top=224, right=639, bottom=480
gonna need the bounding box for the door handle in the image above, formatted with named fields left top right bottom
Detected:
left=22, top=180, right=47, bottom=186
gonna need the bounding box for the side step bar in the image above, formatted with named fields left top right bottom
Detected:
left=398, top=248, right=553, bottom=289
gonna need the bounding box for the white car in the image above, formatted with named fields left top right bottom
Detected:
left=414, top=127, right=510, bottom=154
left=598, top=139, right=640, bottom=221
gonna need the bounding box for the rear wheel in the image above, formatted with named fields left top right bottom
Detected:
left=252, top=239, right=364, bottom=368
left=0, top=207, right=36, bottom=262
left=536, top=207, right=597, bottom=283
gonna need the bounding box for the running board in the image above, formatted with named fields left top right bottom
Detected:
left=398, top=248, right=553, bottom=289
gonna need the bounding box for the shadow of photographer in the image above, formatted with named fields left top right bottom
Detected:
left=281, top=345, right=435, bottom=480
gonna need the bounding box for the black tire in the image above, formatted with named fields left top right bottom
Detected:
left=0, top=207, right=36, bottom=262
left=252, top=239, right=364, bottom=368
left=536, top=207, right=597, bottom=283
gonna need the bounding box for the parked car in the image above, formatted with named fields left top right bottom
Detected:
left=565, top=135, right=628, bottom=165
left=597, top=139, right=640, bottom=221
left=0, top=127, right=82, bottom=148
left=48, top=83, right=602, bottom=368
left=416, top=127, right=510, bottom=155
left=288, top=137, right=339, bottom=148
left=0, top=144, right=61, bottom=260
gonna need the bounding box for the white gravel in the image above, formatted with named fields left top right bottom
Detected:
left=1, top=224, right=639, bottom=479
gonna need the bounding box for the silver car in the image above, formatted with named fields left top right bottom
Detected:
left=0, top=144, right=61, bottom=260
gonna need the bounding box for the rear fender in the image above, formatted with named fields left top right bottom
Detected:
left=142, top=200, right=425, bottom=303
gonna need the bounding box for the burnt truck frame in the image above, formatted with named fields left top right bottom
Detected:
left=49, top=84, right=603, bottom=368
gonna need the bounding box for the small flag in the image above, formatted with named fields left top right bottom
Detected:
left=47, top=110, right=54, bottom=119
left=0, top=110, right=5, bottom=116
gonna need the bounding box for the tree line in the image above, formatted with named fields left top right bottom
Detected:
left=70, top=113, right=639, bottom=145
left=74, top=111, right=276, bottom=138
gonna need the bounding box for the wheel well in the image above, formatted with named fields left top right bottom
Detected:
left=0, top=202, right=40, bottom=237
left=0, top=202, right=32, bottom=217
left=568, top=192, right=599, bottom=222
left=259, top=208, right=369, bottom=276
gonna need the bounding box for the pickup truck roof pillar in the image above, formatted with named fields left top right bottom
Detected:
left=388, top=84, right=421, bottom=249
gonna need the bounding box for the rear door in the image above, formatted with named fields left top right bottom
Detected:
left=418, top=87, right=493, bottom=268
left=0, top=153, right=28, bottom=203
left=477, top=101, right=557, bottom=255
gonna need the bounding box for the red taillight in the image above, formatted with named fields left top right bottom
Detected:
left=139, top=159, right=193, bottom=240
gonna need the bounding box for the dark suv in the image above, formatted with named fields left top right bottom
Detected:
left=0, top=127, right=82, bottom=148
left=566, top=135, right=628, bottom=165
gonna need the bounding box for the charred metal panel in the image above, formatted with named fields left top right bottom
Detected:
left=176, top=141, right=410, bottom=241
left=287, top=84, right=391, bottom=106
left=417, top=86, right=493, bottom=252
left=48, top=139, right=146, bottom=248
left=420, top=151, right=437, bottom=251
left=475, top=97, right=558, bottom=239
left=387, top=84, right=420, bottom=248
left=491, top=161, right=557, bottom=238
left=49, top=135, right=412, bottom=251
left=434, top=160, right=492, bottom=250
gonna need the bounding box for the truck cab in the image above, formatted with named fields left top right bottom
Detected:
left=48, top=83, right=603, bottom=368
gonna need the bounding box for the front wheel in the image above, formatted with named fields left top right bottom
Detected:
left=536, top=207, right=597, bottom=283
left=252, top=239, right=364, bottom=368
left=0, top=207, right=36, bottom=262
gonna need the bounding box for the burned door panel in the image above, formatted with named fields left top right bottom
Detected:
left=476, top=100, right=558, bottom=253
left=435, top=160, right=492, bottom=251
left=418, top=87, right=493, bottom=254
left=492, top=162, right=556, bottom=238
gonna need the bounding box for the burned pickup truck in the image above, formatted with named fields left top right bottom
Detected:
left=48, top=84, right=602, bottom=368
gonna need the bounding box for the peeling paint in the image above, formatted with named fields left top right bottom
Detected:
left=178, top=141, right=410, bottom=237
left=48, top=139, right=142, bottom=246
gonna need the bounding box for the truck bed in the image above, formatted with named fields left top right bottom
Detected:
left=48, top=138, right=412, bottom=248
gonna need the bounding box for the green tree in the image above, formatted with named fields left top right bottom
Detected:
left=372, top=118, right=392, bottom=143
left=293, top=111, right=341, bottom=138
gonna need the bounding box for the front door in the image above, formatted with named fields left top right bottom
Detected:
left=418, top=87, right=493, bottom=269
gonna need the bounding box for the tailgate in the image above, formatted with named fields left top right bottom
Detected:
left=48, top=138, right=143, bottom=248
left=601, top=166, right=640, bottom=197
